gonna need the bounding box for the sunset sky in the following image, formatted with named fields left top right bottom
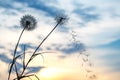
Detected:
left=0, top=0, right=120, bottom=80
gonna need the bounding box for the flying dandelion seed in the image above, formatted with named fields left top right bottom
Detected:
left=20, top=15, right=37, bottom=31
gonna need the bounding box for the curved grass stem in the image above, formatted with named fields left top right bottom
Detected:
left=8, top=27, right=26, bottom=80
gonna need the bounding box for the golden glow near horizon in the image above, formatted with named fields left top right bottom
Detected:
left=39, top=68, right=61, bottom=80
left=38, top=67, right=82, bottom=80
left=20, top=66, right=120, bottom=80
left=22, top=67, right=85, bottom=80
left=22, top=52, right=120, bottom=80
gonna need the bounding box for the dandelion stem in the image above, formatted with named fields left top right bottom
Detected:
left=33, top=22, right=60, bottom=55
left=14, top=27, right=26, bottom=57
left=8, top=27, right=26, bottom=80
left=21, top=22, right=60, bottom=75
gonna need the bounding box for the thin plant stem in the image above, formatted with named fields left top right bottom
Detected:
left=14, top=63, right=19, bottom=80
left=14, top=27, right=26, bottom=57
left=33, top=22, right=60, bottom=55
left=23, top=45, right=26, bottom=70
left=21, top=22, right=60, bottom=76
left=8, top=27, right=26, bottom=80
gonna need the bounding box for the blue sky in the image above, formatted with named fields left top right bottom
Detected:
left=0, top=0, right=120, bottom=80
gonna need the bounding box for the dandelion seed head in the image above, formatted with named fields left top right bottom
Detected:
left=55, top=13, right=69, bottom=25
left=20, top=15, right=37, bottom=31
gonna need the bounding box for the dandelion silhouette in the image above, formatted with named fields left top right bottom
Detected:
left=20, top=15, right=37, bottom=31
left=8, top=13, right=68, bottom=80
left=55, top=13, right=68, bottom=25
left=8, top=15, right=37, bottom=80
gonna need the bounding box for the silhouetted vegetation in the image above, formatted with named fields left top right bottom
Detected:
left=8, top=13, right=97, bottom=80
left=8, top=14, right=68, bottom=80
